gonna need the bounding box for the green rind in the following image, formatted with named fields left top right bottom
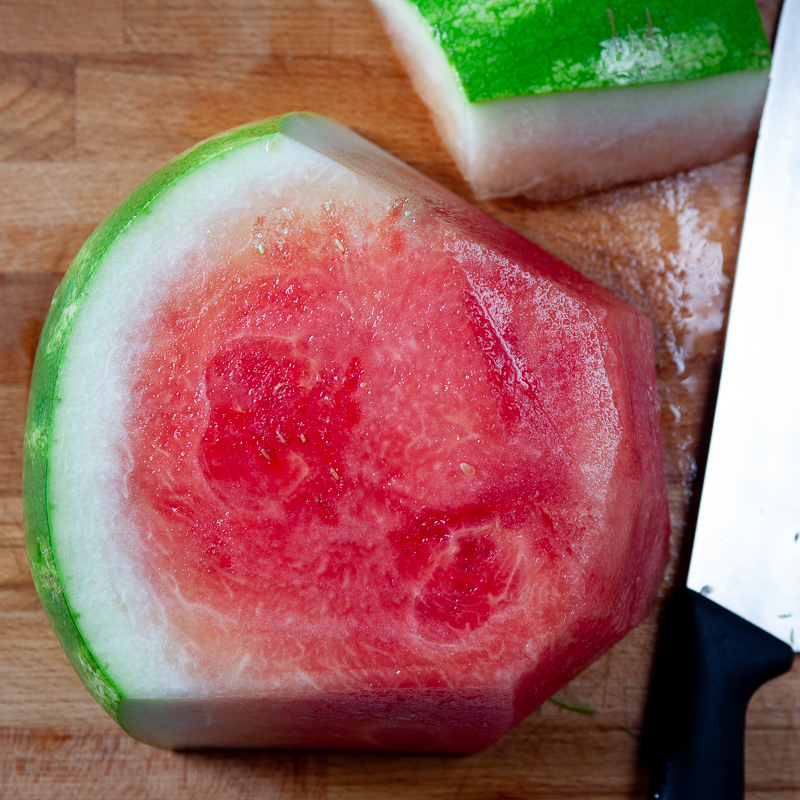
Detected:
left=409, top=0, right=771, bottom=102
left=23, top=115, right=286, bottom=717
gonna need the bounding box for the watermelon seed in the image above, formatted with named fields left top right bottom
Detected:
left=330, top=468, right=340, bottom=481
left=460, top=463, right=475, bottom=477
left=257, top=243, right=265, bottom=255
left=300, top=433, right=307, bottom=443
left=335, top=238, right=345, bottom=252
left=273, top=382, right=286, bottom=394
left=276, top=431, right=286, bottom=444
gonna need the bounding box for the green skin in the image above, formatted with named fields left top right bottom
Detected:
left=23, top=117, right=284, bottom=718
left=408, top=0, right=771, bottom=102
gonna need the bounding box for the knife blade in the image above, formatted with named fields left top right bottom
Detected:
left=646, top=0, right=800, bottom=797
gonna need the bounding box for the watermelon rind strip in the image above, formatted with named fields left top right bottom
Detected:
left=403, top=0, right=771, bottom=103
left=23, top=116, right=287, bottom=718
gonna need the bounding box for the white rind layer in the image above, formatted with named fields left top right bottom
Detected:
left=47, top=133, right=394, bottom=698
left=372, top=0, right=769, bottom=201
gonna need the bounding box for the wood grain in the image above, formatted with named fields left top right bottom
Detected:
left=0, top=0, right=123, bottom=54
left=0, top=55, right=74, bottom=161
left=1, top=0, right=797, bottom=797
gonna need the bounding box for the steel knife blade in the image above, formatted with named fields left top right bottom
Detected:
left=686, top=0, right=800, bottom=655
left=647, top=0, right=800, bottom=797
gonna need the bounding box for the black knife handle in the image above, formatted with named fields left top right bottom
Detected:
left=645, top=587, right=794, bottom=800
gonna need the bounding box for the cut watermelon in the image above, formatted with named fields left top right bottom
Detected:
left=371, top=0, right=771, bottom=201
left=24, top=113, right=669, bottom=753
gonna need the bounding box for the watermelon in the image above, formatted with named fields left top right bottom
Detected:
left=24, top=113, right=669, bottom=753
left=371, top=0, right=771, bottom=201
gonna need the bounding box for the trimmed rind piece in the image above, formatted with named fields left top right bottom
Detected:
left=371, top=0, right=771, bottom=200
left=24, top=113, right=670, bottom=753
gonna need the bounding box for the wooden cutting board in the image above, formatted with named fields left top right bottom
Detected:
left=1, top=1, right=797, bottom=797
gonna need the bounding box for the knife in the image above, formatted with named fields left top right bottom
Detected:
left=645, top=0, right=800, bottom=797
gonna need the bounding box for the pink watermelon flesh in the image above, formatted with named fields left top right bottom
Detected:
left=118, top=195, right=668, bottom=752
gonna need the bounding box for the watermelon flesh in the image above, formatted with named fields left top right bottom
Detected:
left=24, top=113, right=669, bottom=752
left=371, top=0, right=771, bottom=201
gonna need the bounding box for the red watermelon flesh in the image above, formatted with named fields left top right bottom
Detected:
left=120, top=199, right=665, bottom=751
left=25, top=115, right=668, bottom=753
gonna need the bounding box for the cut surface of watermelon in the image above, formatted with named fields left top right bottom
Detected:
left=24, top=113, right=669, bottom=752
left=371, top=0, right=771, bottom=201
